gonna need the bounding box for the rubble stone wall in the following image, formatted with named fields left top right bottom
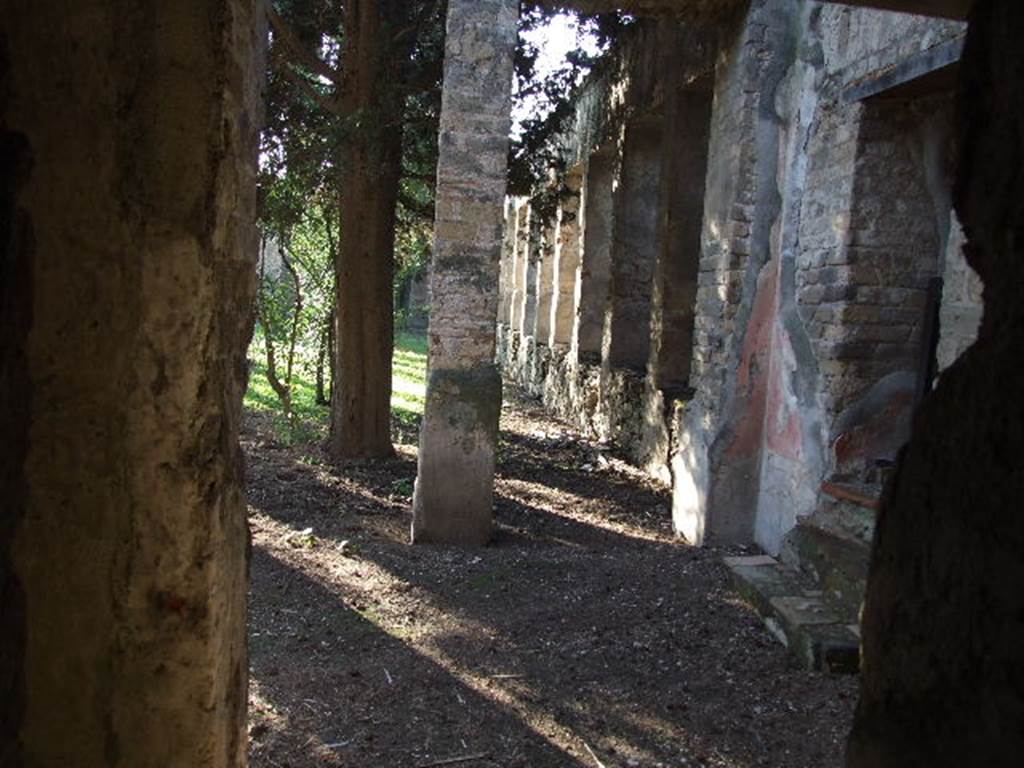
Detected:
left=497, top=325, right=658, bottom=473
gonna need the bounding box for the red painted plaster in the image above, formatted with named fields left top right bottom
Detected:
left=764, top=323, right=803, bottom=461
left=727, top=265, right=776, bottom=458
left=727, top=261, right=804, bottom=462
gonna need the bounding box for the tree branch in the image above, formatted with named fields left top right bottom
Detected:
left=256, top=237, right=293, bottom=417
left=278, top=246, right=304, bottom=396
left=265, top=0, right=340, bottom=84
left=273, top=52, right=343, bottom=116
left=393, top=0, right=445, bottom=47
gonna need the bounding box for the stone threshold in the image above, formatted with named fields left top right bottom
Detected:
left=724, top=554, right=861, bottom=675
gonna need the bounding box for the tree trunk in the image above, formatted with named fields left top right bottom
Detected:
left=262, top=333, right=293, bottom=419
left=327, top=295, right=337, bottom=402
left=315, top=308, right=331, bottom=406
left=330, top=0, right=404, bottom=459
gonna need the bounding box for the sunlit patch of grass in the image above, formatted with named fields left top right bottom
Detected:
left=395, top=329, right=428, bottom=357
left=245, top=331, right=428, bottom=445
left=391, top=331, right=427, bottom=419
left=245, top=358, right=328, bottom=444
left=392, top=378, right=426, bottom=403
left=393, top=330, right=428, bottom=390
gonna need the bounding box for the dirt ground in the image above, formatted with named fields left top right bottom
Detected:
left=245, top=392, right=857, bottom=768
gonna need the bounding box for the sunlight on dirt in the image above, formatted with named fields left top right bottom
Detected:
left=243, top=391, right=856, bottom=767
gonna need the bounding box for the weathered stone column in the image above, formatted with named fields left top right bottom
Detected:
left=535, top=220, right=556, bottom=343
left=650, top=89, right=711, bottom=390
left=604, top=118, right=664, bottom=371
left=412, top=0, right=518, bottom=546
left=520, top=212, right=540, bottom=337
left=551, top=173, right=583, bottom=347
left=672, top=0, right=797, bottom=545
left=1, top=1, right=264, bottom=765
left=497, top=200, right=516, bottom=327
left=510, top=202, right=529, bottom=331
left=574, top=152, right=615, bottom=363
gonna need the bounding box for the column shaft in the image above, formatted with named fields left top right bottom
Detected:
left=605, top=119, right=664, bottom=371
left=575, top=153, right=615, bottom=362
left=2, top=1, right=264, bottom=763
left=552, top=176, right=583, bottom=347
left=412, top=0, right=518, bottom=545
left=535, top=219, right=556, bottom=344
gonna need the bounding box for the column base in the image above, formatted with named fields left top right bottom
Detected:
left=411, top=365, right=502, bottom=546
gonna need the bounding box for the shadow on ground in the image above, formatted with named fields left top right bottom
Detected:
left=244, top=399, right=857, bottom=768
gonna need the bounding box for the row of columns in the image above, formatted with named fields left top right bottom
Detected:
left=496, top=105, right=707, bottom=392
left=501, top=188, right=585, bottom=352
left=411, top=8, right=724, bottom=555
left=413, top=2, right=715, bottom=546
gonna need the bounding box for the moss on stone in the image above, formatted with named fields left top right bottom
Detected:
left=425, top=365, right=502, bottom=438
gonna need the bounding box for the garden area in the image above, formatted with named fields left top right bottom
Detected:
left=245, top=330, right=429, bottom=449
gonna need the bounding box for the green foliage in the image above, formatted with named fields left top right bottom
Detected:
left=467, top=568, right=511, bottom=590
left=245, top=353, right=325, bottom=444
left=254, top=201, right=336, bottom=418
left=262, top=0, right=447, bottom=242
left=390, top=477, right=415, bottom=497
left=245, top=331, right=429, bottom=447
left=508, top=5, right=630, bottom=196
left=257, top=252, right=301, bottom=353
left=261, top=1, right=446, bottom=382
left=393, top=202, right=432, bottom=330
left=286, top=203, right=336, bottom=332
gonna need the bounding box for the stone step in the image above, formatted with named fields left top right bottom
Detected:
left=782, top=524, right=871, bottom=621
left=816, top=481, right=879, bottom=544
left=725, top=554, right=861, bottom=674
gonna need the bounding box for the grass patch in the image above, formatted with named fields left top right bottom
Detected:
left=245, top=331, right=428, bottom=445
left=466, top=569, right=510, bottom=590
left=245, top=358, right=327, bottom=444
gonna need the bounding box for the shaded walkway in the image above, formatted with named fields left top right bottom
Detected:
left=244, top=393, right=856, bottom=767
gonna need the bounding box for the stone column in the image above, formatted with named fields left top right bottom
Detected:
left=1, top=1, right=264, bottom=764
left=497, top=200, right=516, bottom=327
left=535, top=219, right=556, bottom=344
left=412, top=0, right=518, bottom=546
left=574, top=152, right=616, bottom=363
left=510, top=202, right=529, bottom=331
left=650, top=89, right=711, bottom=390
left=552, top=173, right=583, bottom=347
left=521, top=212, right=540, bottom=337
left=605, top=118, right=664, bottom=371
left=672, top=0, right=798, bottom=546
